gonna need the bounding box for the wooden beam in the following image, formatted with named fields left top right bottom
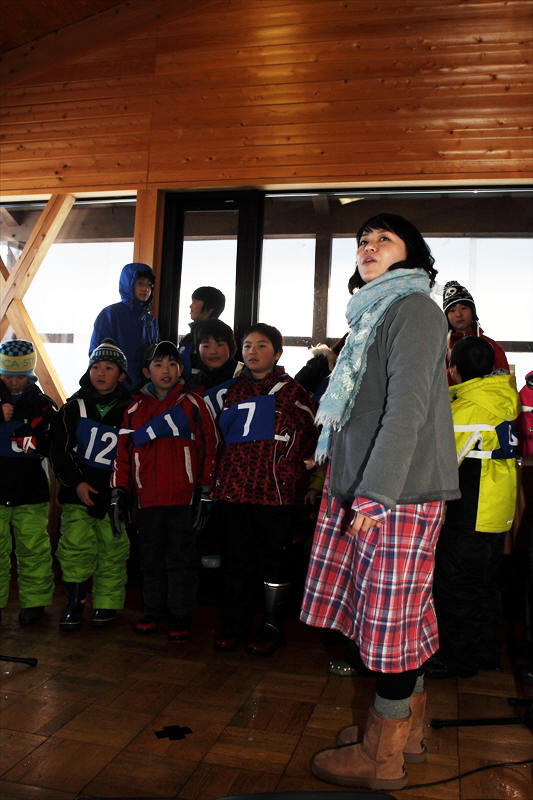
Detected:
left=6, top=298, right=66, bottom=406
left=133, top=188, right=163, bottom=316
left=133, top=188, right=160, bottom=267
left=0, top=194, right=74, bottom=318
left=0, top=257, right=9, bottom=340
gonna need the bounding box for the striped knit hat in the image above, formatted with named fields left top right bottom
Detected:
left=89, top=339, right=128, bottom=375
left=0, top=339, right=37, bottom=379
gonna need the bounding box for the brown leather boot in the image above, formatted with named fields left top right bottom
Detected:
left=336, top=690, right=427, bottom=763
left=311, top=706, right=409, bottom=789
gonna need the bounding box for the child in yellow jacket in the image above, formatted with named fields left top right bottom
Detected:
left=426, top=336, right=520, bottom=678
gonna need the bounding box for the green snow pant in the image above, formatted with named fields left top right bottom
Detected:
left=57, top=504, right=130, bottom=609
left=0, top=502, right=54, bottom=609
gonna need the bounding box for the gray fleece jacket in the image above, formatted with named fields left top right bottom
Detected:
left=329, top=292, right=460, bottom=509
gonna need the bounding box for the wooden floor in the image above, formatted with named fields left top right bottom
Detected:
left=1, top=587, right=532, bottom=800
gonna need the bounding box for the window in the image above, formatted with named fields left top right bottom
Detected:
left=177, top=214, right=237, bottom=340
left=1, top=199, right=135, bottom=396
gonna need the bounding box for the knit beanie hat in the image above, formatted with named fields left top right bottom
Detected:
left=89, top=339, right=128, bottom=375
left=442, top=280, right=478, bottom=320
left=0, top=339, right=37, bottom=380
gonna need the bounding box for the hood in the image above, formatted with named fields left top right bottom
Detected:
left=449, top=373, right=520, bottom=421
left=519, top=370, right=533, bottom=401
left=119, top=262, right=156, bottom=308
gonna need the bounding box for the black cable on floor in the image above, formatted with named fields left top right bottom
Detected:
left=397, top=757, right=533, bottom=790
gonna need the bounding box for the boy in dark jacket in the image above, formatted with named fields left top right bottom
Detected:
left=179, top=285, right=225, bottom=377
left=0, top=339, right=56, bottom=625
left=111, top=341, right=219, bottom=641
left=50, top=340, right=131, bottom=630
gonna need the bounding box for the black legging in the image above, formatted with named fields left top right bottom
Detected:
left=374, top=669, right=420, bottom=700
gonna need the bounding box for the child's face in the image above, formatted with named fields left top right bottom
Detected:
left=144, top=355, right=182, bottom=396
left=133, top=276, right=153, bottom=303
left=190, top=298, right=213, bottom=321
left=89, top=361, right=124, bottom=394
left=199, top=336, right=230, bottom=370
left=242, top=332, right=281, bottom=380
left=0, top=374, right=29, bottom=394
left=447, top=303, right=474, bottom=333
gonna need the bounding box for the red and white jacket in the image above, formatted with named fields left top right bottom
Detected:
left=112, top=382, right=219, bottom=509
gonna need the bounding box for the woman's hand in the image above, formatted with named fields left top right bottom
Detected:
left=348, top=511, right=382, bottom=536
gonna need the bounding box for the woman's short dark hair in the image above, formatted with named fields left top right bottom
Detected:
left=196, top=318, right=237, bottom=357
left=449, top=336, right=494, bottom=382
left=191, top=286, right=226, bottom=318
left=347, top=270, right=358, bottom=295
left=243, top=323, right=283, bottom=358
left=352, top=213, right=437, bottom=289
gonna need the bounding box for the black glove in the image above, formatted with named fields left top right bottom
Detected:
left=192, top=486, right=212, bottom=532
left=109, top=487, right=129, bottom=538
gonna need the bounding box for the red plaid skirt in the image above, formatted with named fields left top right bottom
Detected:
left=300, top=493, right=444, bottom=672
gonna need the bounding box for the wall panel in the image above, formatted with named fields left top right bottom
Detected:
left=0, top=0, right=531, bottom=195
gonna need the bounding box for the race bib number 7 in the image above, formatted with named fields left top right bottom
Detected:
left=219, top=395, right=275, bottom=444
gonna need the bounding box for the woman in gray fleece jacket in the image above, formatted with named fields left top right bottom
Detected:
left=301, top=213, right=459, bottom=791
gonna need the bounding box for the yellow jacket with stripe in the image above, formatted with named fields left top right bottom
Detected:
left=447, top=373, right=520, bottom=533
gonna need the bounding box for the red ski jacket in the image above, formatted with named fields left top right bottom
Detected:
left=112, top=382, right=219, bottom=508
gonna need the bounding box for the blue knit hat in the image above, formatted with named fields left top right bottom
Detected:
left=0, top=339, right=37, bottom=380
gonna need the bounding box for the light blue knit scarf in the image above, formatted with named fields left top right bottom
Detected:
left=314, top=268, right=431, bottom=463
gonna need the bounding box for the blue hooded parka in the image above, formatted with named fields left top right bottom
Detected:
left=89, top=262, right=159, bottom=390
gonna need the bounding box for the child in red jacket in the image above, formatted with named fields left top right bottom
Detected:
left=111, top=341, right=218, bottom=641
left=213, top=323, right=317, bottom=656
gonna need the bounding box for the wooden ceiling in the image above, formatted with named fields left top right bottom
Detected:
left=0, top=0, right=123, bottom=54
left=1, top=0, right=531, bottom=193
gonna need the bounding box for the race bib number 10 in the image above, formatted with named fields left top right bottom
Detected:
left=219, top=395, right=275, bottom=444
left=203, top=378, right=236, bottom=418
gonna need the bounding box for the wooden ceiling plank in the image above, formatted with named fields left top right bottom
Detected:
left=5, top=298, right=66, bottom=407
left=0, top=0, right=202, bottom=87
left=0, top=193, right=75, bottom=318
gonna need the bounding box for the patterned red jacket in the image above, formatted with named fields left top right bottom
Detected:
left=112, top=381, right=219, bottom=508
left=213, top=367, right=316, bottom=506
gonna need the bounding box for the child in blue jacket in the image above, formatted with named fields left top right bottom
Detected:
left=90, top=262, right=159, bottom=390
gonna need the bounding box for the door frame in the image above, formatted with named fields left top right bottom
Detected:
left=159, top=190, right=264, bottom=342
